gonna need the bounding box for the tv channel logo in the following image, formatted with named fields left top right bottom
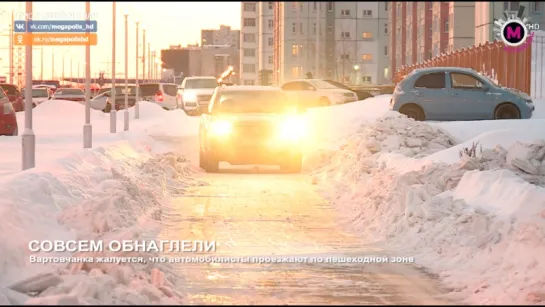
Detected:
left=13, top=20, right=27, bottom=32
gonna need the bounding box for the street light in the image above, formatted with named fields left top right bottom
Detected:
left=142, top=27, right=146, bottom=84
left=83, top=1, right=92, bottom=148
left=135, top=20, right=140, bottom=119
left=354, top=65, right=359, bottom=71
left=110, top=1, right=117, bottom=133
left=123, top=12, right=129, bottom=131
left=22, top=1, right=35, bottom=170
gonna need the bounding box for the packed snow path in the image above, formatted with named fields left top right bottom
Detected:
left=157, top=171, right=454, bottom=305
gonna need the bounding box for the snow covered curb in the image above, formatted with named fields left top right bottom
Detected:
left=0, top=137, right=199, bottom=304
left=312, top=114, right=545, bottom=304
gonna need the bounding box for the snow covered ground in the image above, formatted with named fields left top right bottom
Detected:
left=0, top=100, right=200, bottom=304
left=310, top=96, right=545, bottom=304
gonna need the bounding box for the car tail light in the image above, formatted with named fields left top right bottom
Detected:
left=155, top=91, right=163, bottom=102
left=3, top=102, right=14, bottom=114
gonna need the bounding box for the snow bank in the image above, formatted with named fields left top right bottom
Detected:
left=313, top=113, right=545, bottom=304
left=0, top=100, right=200, bottom=304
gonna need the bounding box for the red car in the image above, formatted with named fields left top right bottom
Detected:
left=0, top=89, right=18, bottom=136
left=0, top=83, right=24, bottom=112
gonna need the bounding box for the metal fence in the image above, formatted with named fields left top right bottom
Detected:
left=394, top=31, right=545, bottom=99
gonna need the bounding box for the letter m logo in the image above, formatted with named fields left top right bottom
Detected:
left=506, top=26, right=521, bottom=39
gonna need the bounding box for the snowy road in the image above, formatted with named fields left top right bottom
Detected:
left=157, top=171, right=454, bottom=305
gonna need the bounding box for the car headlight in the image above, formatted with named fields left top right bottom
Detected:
left=182, top=93, right=197, bottom=102
left=278, top=116, right=306, bottom=140
left=210, top=120, right=233, bottom=136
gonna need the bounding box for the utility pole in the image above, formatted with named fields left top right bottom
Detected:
left=296, top=2, right=301, bottom=78
left=9, top=13, right=14, bottom=84
left=142, top=28, right=146, bottom=83
left=315, top=1, right=319, bottom=78
left=147, top=43, right=151, bottom=81
left=40, top=47, right=43, bottom=80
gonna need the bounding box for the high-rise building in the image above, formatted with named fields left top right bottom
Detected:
left=201, top=25, right=240, bottom=49
left=475, top=2, right=544, bottom=45
left=240, top=2, right=259, bottom=85
left=258, top=1, right=274, bottom=84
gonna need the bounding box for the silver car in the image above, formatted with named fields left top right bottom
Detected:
left=176, top=77, right=219, bottom=115
left=51, top=88, right=85, bottom=102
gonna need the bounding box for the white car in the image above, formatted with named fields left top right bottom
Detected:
left=51, top=88, right=85, bottom=102
left=22, top=88, right=50, bottom=107
left=280, top=79, right=358, bottom=107
left=176, top=76, right=219, bottom=115
left=89, top=91, right=110, bottom=111
left=139, top=83, right=178, bottom=110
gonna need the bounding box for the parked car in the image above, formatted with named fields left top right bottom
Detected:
left=322, top=79, right=374, bottom=101
left=139, top=83, right=178, bottom=110
left=391, top=67, right=535, bottom=121
left=0, top=83, right=24, bottom=112
left=280, top=79, right=358, bottom=107
left=176, top=76, right=219, bottom=115
left=0, top=89, right=18, bottom=136
left=22, top=88, right=50, bottom=107
left=51, top=88, right=85, bottom=102
left=199, top=86, right=306, bottom=173
left=98, top=86, right=142, bottom=112
left=89, top=91, right=110, bottom=111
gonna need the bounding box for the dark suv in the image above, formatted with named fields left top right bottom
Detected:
left=199, top=86, right=307, bottom=173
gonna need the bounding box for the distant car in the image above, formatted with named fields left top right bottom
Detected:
left=177, top=76, right=219, bottom=115
left=280, top=79, right=358, bottom=107
left=0, top=83, right=24, bottom=112
left=391, top=67, right=535, bottom=121
left=98, top=86, right=142, bottom=112
left=139, top=83, right=178, bottom=110
left=51, top=88, right=85, bottom=102
left=199, top=86, right=307, bottom=173
left=0, top=89, right=17, bottom=136
left=322, top=79, right=374, bottom=101
left=22, top=88, right=50, bottom=107
left=89, top=91, right=110, bottom=111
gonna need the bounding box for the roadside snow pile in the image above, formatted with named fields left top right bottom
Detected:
left=0, top=140, right=198, bottom=304
left=314, top=113, right=545, bottom=304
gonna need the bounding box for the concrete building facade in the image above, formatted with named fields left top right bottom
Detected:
left=240, top=1, right=259, bottom=85
left=448, top=2, right=475, bottom=52
left=201, top=25, right=240, bottom=49
left=475, top=2, right=544, bottom=45
left=258, top=2, right=274, bottom=73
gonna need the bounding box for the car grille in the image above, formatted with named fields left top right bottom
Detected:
left=234, top=122, right=274, bottom=138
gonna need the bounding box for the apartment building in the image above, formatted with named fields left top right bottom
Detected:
left=240, top=2, right=259, bottom=85
left=475, top=2, right=544, bottom=45
left=258, top=2, right=274, bottom=74
left=431, top=2, right=450, bottom=57
left=448, top=2, right=475, bottom=52
left=201, top=25, right=240, bottom=49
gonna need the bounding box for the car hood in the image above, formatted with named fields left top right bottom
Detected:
left=320, top=88, right=353, bottom=94
left=183, top=88, right=215, bottom=95
left=502, top=87, right=531, bottom=100
left=220, top=113, right=301, bottom=123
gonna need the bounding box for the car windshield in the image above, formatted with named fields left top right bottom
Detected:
left=56, top=89, right=83, bottom=95
left=185, top=79, right=218, bottom=89
left=323, top=80, right=349, bottom=90
left=214, top=90, right=301, bottom=114
left=139, top=84, right=160, bottom=96
left=308, top=79, right=339, bottom=90
left=23, top=89, right=49, bottom=97
left=0, top=85, right=17, bottom=95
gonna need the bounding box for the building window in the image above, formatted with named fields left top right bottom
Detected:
left=243, top=33, right=256, bottom=42
left=243, top=3, right=256, bottom=12
left=313, top=23, right=317, bottom=34
left=268, top=2, right=273, bottom=10
left=292, top=44, right=303, bottom=56
left=291, top=2, right=297, bottom=11
left=385, top=2, right=389, bottom=11
left=361, top=32, right=373, bottom=39
left=268, top=19, right=273, bottom=28
left=445, top=19, right=449, bottom=33
left=268, top=56, right=273, bottom=64
left=341, top=31, right=351, bottom=39
left=363, top=10, right=372, bottom=17
left=327, top=2, right=333, bottom=11
left=243, top=64, right=256, bottom=73
left=504, top=2, right=520, bottom=11
left=361, top=54, right=372, bottom=61
left=384, top=23, right=388, bottom=34
left=313, top=2, right=317, bottom=10
left=268, top=37, right=273, bottom=46
left=328, top=25, right=332, bottom=34
left=244, top=18, right=256, bottom=27
left=341, top=9, right=351, bottom=16
left=362, top=76, right=372, bottom=83
left=243, top=48, right=256, bottom=57
left=532, top=2, right=541, bottom=12
left=291, top=66, right=303, bottom=77
left=340, top=54, right=349, bottom=60
left=384, top=46, right=388, bottom=56
left=244, top=80, right=255, bottom=85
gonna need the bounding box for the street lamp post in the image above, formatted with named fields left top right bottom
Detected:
left=142, top=28, right=146, bottom=83
left=83, top=1, right=92, bottom=148
left=70, top=57, right=73, bottom=85
left=123, top=12, right=129, bottom=131
left=22, top=1, right=35, bottom=170
left=62, top=52, right=65, bottom=85
left=135, top=21, right=140, bottom=119
left=147, top=43, right=151, bottom=81
left=51, top=51, right=55, bottom=80
left=110, top=1, right=117, bottom=133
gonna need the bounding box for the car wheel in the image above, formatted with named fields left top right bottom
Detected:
left=319, top=97, right=330, bottom=107
left=399, top=104, right=425, bottom=121
left=494, top=103, right=520, bottom=119
left=203, top=151, right=219, bottom=173
left=103, top=103, right=112, bottom=113
left=280, top=152, right=303, bottom=173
